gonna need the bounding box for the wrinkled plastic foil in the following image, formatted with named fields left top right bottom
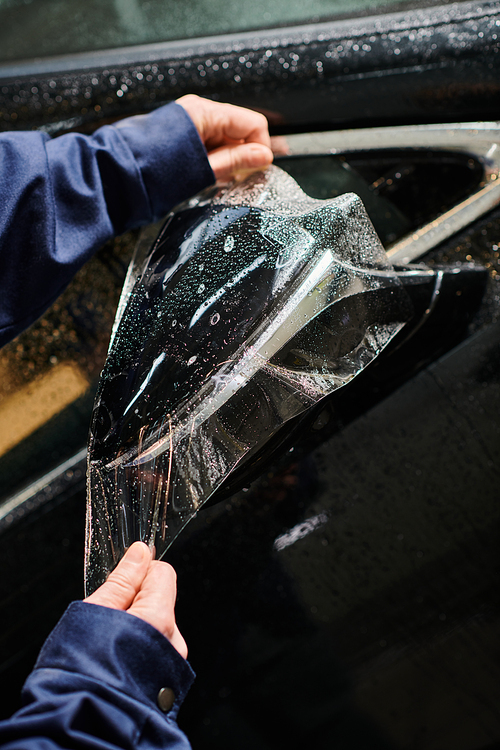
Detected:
left=85, top=166, right=411, bottom=594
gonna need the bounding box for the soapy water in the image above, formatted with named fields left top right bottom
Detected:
left=85, top=166, right=411, bottom=594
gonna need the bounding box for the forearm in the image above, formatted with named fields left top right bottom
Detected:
left=0, top=101, right=215, bottom=346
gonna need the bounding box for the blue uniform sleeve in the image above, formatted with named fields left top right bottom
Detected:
left=0, top=101, right=215, bottom=346
left=0, top=601, right=195, bottom=749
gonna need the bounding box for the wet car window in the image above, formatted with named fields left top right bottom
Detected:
left=0, top=0, right=454, bottom=64
left=277, top=150, right=484, bottom=247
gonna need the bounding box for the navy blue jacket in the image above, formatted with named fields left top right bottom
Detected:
left=0, top=602, right=195, bottom=749
left=0, top=101, right=215, bottom=346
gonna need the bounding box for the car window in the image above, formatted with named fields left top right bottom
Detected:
left=0, top=0, right=452, bottom=64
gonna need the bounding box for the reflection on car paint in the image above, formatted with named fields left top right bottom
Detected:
left=85, top=166, right=412, bottom=593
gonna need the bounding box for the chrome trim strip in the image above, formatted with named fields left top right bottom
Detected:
left=285, top=122, right=500, bottom=263
left=0, top=447, right=87, bottom=531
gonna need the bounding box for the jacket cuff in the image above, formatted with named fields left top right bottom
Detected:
left=114, top=101, right=216, bottom=222
left=32, top=601, right=195, bottom=719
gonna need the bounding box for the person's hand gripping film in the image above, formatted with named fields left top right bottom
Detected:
left=85, top=541, right=188, bottom=659
left=177, top=94, right=274, bottom=181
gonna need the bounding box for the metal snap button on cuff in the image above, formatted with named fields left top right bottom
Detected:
left=157, top=687, right=176, bottom=712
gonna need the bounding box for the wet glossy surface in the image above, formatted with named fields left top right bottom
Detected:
left=1, top=147, right=497, bottom=747
left=1, top=0, right=500, bottom=733
left=86, top=167, right=411, bottom=592
left=1, top=2, right=499, bottom=134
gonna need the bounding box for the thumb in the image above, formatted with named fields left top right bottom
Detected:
left=85, top=542, right=151, bottom=611
left=127, top=560, right=188, bottom=658
left=208, top=142, right=273, bottom=181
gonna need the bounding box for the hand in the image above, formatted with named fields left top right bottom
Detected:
left=85, top=542, right=187, bottom=659
left=177, top=94, right=274, bottom=181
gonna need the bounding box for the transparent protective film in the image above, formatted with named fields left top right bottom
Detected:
left=85, top=166, right=412, bottom=594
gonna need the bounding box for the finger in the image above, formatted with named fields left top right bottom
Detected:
left=177, top=95, right=271, bottom=150
left=127, top=560, right=186, bottom=654
left=206, top=103, right=272, bottom=150
left=208, top=142, right=273, bottom=181
left=85, top=541, right=151, bottom=611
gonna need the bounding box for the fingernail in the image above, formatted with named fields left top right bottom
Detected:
left=125, top=542, right=147, bottom=564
